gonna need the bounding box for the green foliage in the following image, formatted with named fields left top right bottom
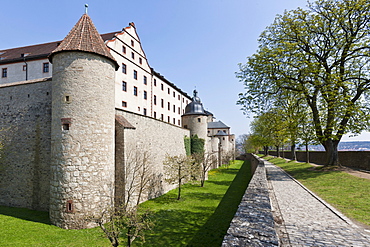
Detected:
left=190, top=135, right=205, bottom=155
left=237, top=0, right=370, bottom=165
left=266, top=156, right=370, bottom=227
left=184, top=136, right=191, bottom=156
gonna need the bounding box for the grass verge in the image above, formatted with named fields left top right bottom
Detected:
left=264, top=156, right=370, bottom=227
left=0, top=160, right=251, bottom=246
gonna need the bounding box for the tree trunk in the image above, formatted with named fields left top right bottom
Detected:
left=276, top=145, right=280, bottom=157
left=291, top=144, right=296, bottom=161
left=323, top=139, right=340, bottom=166
left=305, top=143, right=309, bottom=163
left=263, top=146, right=269, bottom=156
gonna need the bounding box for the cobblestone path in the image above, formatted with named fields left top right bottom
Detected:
left=265, top=161, right=370, bottom=246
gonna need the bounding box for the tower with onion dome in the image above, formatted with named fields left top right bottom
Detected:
left=48, top=12, right=119, bottom=229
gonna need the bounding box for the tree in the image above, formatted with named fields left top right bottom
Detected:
left=237, top=0, right=370, bottom=165
left=192, top=151, right=217, bottom=187
left=94, top=204, right=154, bottom=247
left=163, top=154, right=195, bottom=200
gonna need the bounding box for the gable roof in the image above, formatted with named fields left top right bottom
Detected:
left=0, top=32, right=118, bottom=65
left=49, top=14, right=119, bottom=70
left=208, top=120, right=230, bottom=129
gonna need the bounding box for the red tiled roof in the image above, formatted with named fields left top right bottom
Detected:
left=0, top=32, right=118, bottom=65
left=49, top=14, right=119, bottom=70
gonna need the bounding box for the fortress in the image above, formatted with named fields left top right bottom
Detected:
left=0, top=13, right=235, bottom=229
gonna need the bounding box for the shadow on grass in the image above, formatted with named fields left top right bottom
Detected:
left=0, top=205, right=51, bottom=225
left=187, top=160, right=252, bottom=247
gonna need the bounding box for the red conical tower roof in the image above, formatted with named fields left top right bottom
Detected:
left=49, top=14, right=119, bottom=70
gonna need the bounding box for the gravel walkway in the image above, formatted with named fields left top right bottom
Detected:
left=265, top=161, right=370, bottom=246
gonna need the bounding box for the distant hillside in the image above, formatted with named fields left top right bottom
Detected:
left=306, top=141, right=370, bottom=151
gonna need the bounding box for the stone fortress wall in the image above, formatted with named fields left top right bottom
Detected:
left=0, top=79, right=52, bottom=211
left=0, top=76, right=191, bottom=218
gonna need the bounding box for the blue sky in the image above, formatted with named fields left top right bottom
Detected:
left=1, top=0, right=369, bottom=142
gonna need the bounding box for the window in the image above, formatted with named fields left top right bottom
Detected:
left=138, top=107, right=140, bottom=111
left=161, top=99, right=164, bottom=108
left=178, top=95, right=180, bottom=100
left=131, top=40, right=134, bottom=47
left=133, top=86, right=138, bottom=96
left=143, top=108, right=147, bottom=116
left=161, top=83, right=164, bottom=90
left=173, top=118, right=176, bottom=124
left=143, top=76, right=147, bottom=85
left=154, top=95, right=157, bottom=105
left=23, top=65, right=27, bottom=71
left=66, top=200, right=74, bottom=213
left=198, top=118, right=201, bottom=122
left=43, top=62, right=49, bottom=73
left=168, top=102, right=170, bottom=110
left=144, top=90, right=147, bottom=100
left=161, top=114, right=164, bottom=120
left=2, top=68, right=7, bottom=78
left=122, top=63, right=127, bottom=74
left=61, top=118, right=71, bottom=131
left=122, top=101, right=127, bottom=107
left=122, top=46, right=126, bottom=54
left=154, top=79, right=157, bottom=86
left=134, top=70, right=137, bottom=79
left=178, top=120, right=180, bottom=125
left=173, top=105, right=175, bottom=112
left=154, top=111, right=157, bottom=118
left=122, top=81, right=127, bottom=91
left=178, top=107, right=180, bottom=114
left=168, top=116, right=170, bottom=123
left=173, top=92, right=175, bottom=97
left=139, top=57, right=142, bottom=64
left=168, top=88, right=170, bottom=94
left=131, top=52, right=135, bottom=59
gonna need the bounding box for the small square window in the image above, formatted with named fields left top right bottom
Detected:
left=134, top=86, right=138, bottom=96
left=2, top=68, right=7, bottom=78
left=122, top=81, right=127, bottom=91
left=198, top=118, right=201, bottom=122
left=134, top=70, right=137, bottom=80
left=122, top=64, right=127, bottom=74
left=61, top=118, right=72, bottom=131
left=43, top=62, right=49, bottom=73
left=122, top=101, right=127, bottom=107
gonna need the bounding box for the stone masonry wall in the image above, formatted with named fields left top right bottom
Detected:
left=0, top=79, right=52, bottom=211
left=115, top=109, right=190, bottom=204
left=223, top=155, right=278, bottom=246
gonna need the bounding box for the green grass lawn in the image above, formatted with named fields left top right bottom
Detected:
left=0, top=160, right=251, bottom=247
left=264, top=156, right=370, bottom=227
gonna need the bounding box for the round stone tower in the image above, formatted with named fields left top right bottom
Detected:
left=48, top=14, right=119, bottom=229
left=182, top=90, right=208, bottom=142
